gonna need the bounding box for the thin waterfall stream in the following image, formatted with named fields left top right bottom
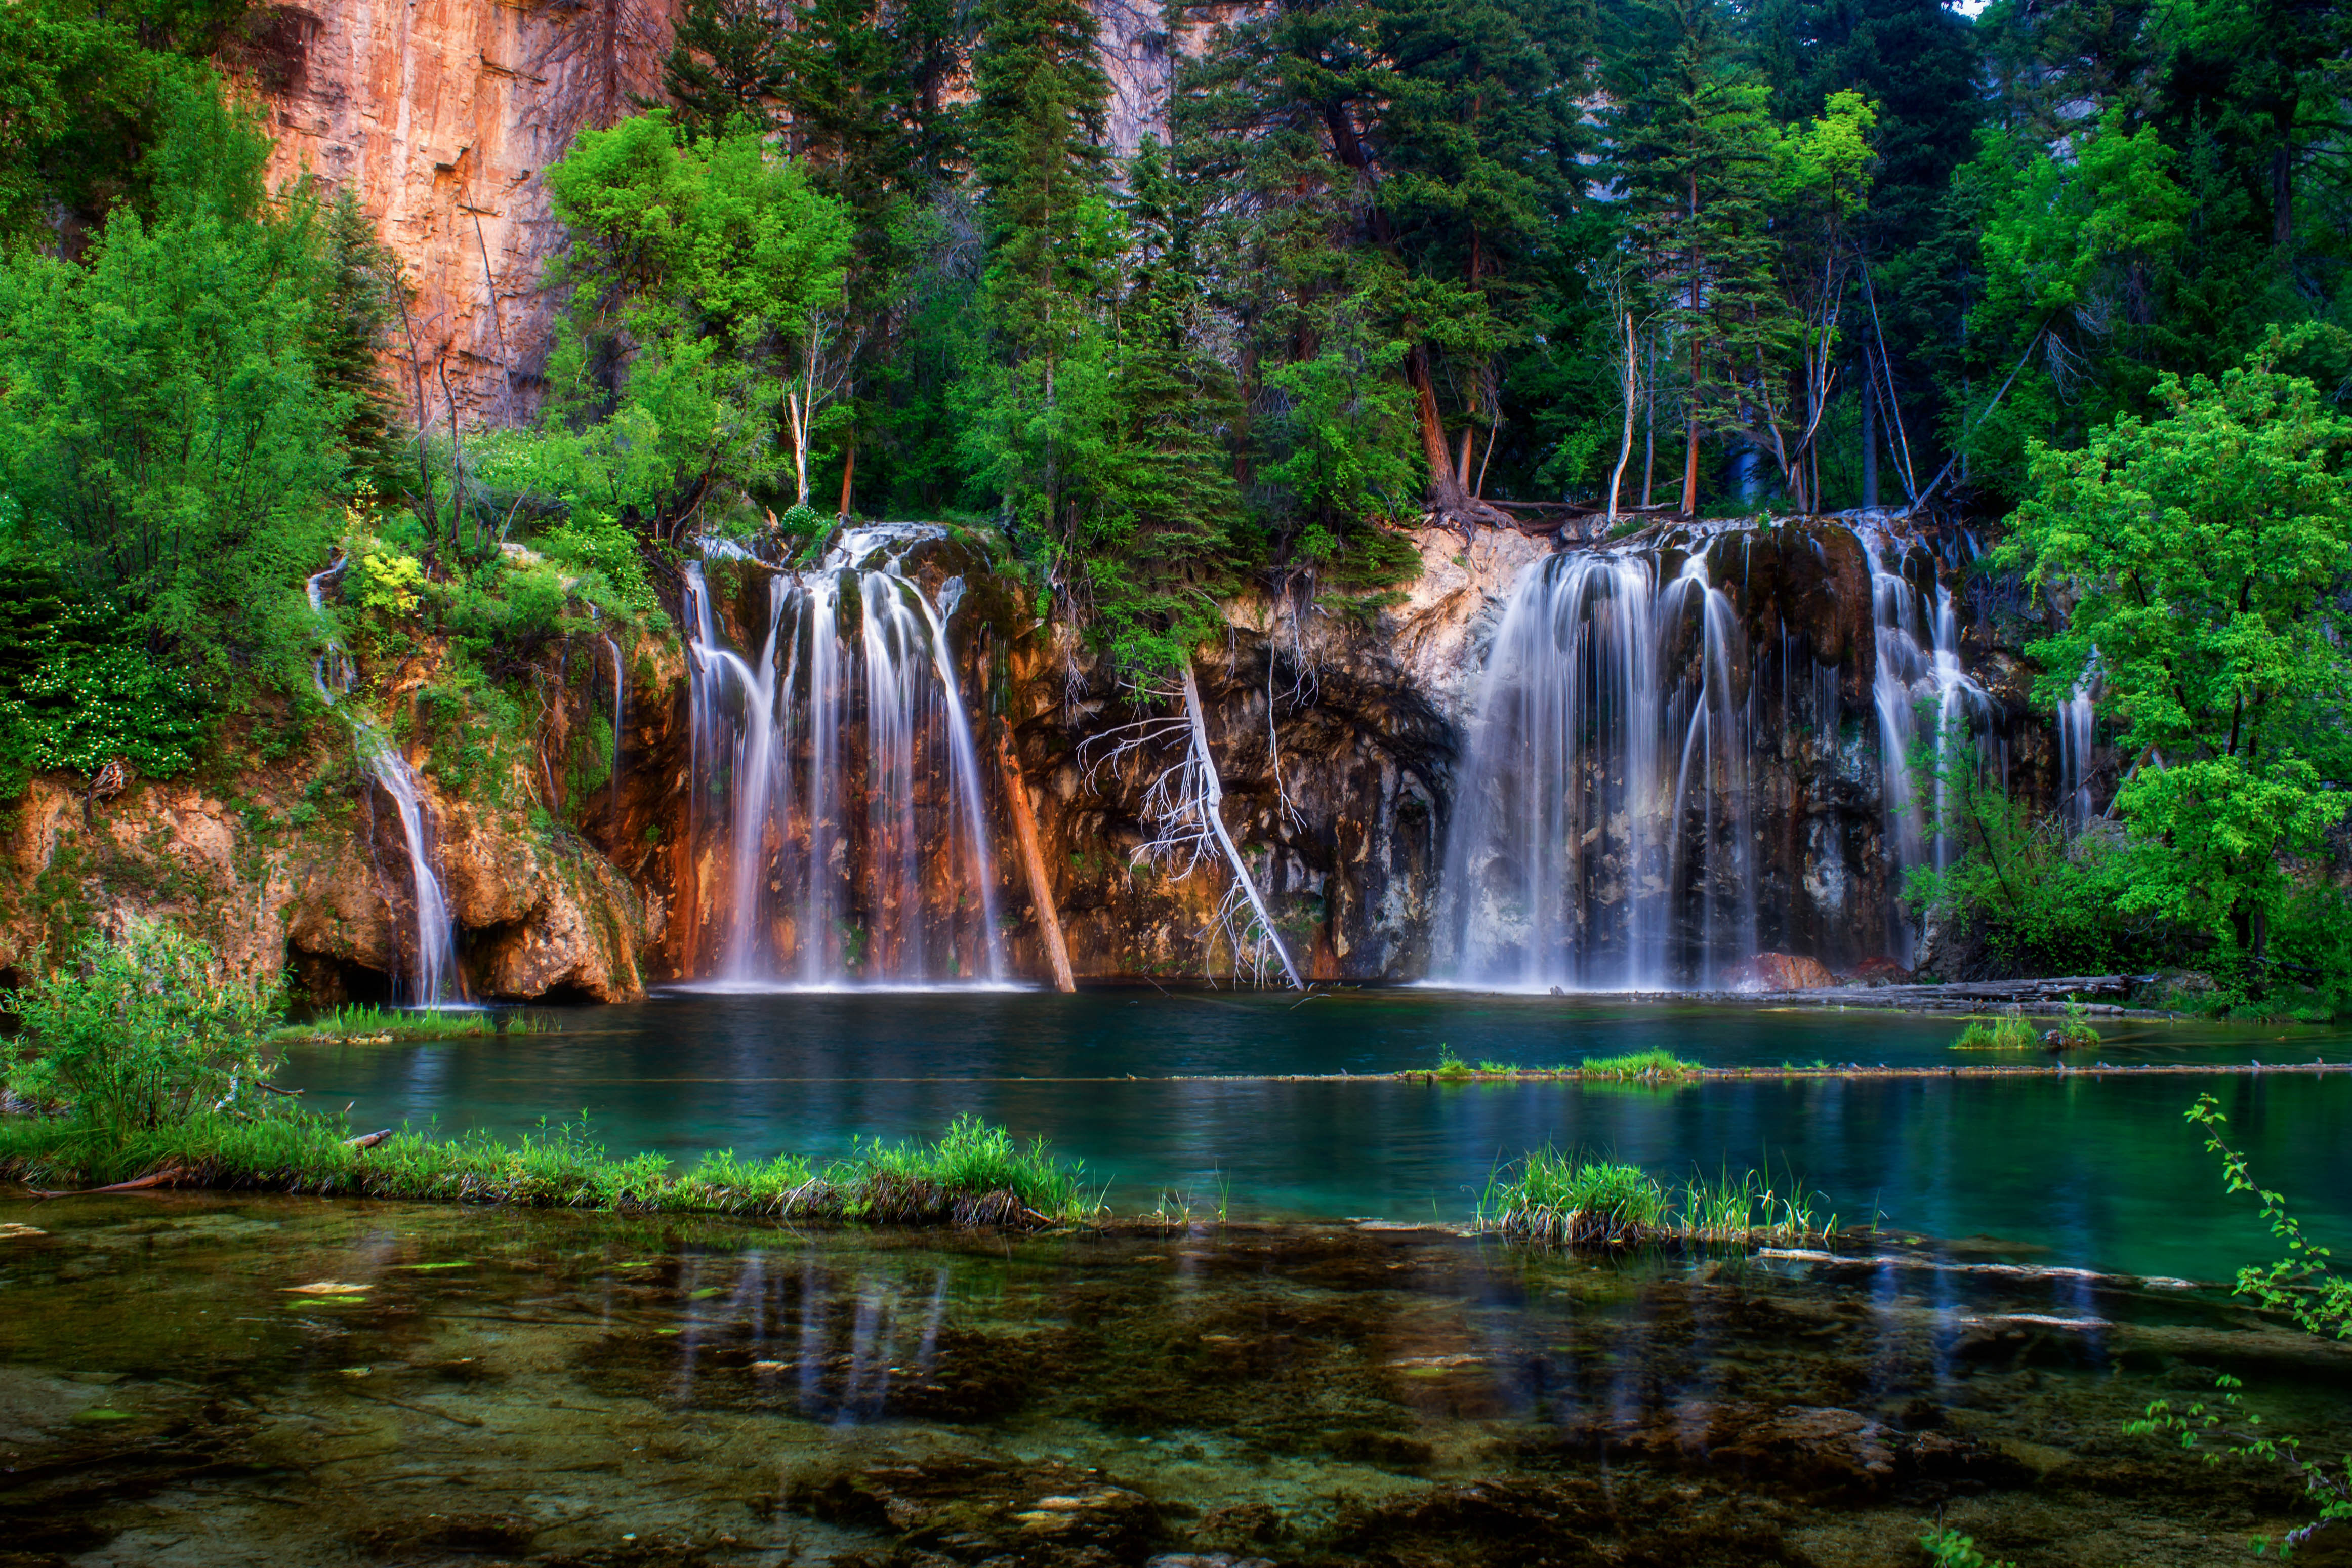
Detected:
left=682, top=526, right=1005, bottom=987
left=305, top=558, right=461, bottom=1007
left=1859, top=524, right=1989, bottom=963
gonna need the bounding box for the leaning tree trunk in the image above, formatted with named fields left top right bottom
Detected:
left=1406, top=347, right=1512, bottom=537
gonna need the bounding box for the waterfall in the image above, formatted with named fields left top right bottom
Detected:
left=603, top=632, right=626, bottom=814
left=1858, top=527, right=1988, bottom=962
left=2057, top=654, right=2099, bottom=828
left=1436, top=543, right=1757, bottom=991
left=306, top=560, right=462, bottom=1007
left=682, top=527, right=1005, bottom=988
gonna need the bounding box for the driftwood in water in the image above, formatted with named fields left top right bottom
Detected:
left=29, top=1163, right=190, bottom=1198
left=995, top=726, right=1076, bottom=993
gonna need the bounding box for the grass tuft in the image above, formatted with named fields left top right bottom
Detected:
left=1479, top=1149, right=1673, bottom=1245
left=1480, top=1149, right=1838, bottom=1249
left=1575, top=1048, right=1700, bottom=1081
left=269, top=1006, right=549, bottom=1045
left=1953, top=1014, right=2038, bottom=1050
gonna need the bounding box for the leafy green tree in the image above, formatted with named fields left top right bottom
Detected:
left=1938, top=108, right=2193, bottom=506
left=1998, top=337, right=2352, bottom=972
left=1752, top=88, right=1876, bottom=510
left=0, top=77, right=348, bottom=765
left=540, top=113, right=853, bottom=542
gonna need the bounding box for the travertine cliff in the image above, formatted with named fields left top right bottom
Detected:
left=243, top=0, right=675, bottom=423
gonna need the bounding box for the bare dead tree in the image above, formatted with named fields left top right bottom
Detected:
left=1083, top=659, right=1305, bottom=989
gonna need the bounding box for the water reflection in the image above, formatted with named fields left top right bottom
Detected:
left=277, top=1003, right=2352, bottom=1278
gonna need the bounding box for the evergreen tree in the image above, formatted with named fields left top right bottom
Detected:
left=1376, top=0, right=1593, bottom=516
left=774, top=0, right=969, bottom=516
left=1602, top=0, right=1783, bottom=511
left=964, top=0, right=1115, bottom=553
left=654, top=0, right=787, bottom=142
left=1079, top=140, right=1244, bottom=672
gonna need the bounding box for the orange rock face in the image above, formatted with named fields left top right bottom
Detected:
left=244, top=0, right=677, bottom=426
left=1720, top=952, right=1838, bottom=993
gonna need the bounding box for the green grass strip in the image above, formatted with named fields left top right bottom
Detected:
left=0, top=1110, right=1094, bottom=1228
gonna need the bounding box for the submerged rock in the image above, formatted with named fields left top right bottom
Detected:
left=791, top=1454, right=1163, bottom=1565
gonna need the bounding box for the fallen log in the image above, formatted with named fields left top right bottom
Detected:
left=30, top=1162, right=191, bottom=1198
left=1723, top=974, right=2158, bottom=1012
left=345, top=1129, right=394, bottom=1150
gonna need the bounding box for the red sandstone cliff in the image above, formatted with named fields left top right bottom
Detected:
left=246, top=0, right=676, bottom=425
left=244, top=0, right=1191, bottom=432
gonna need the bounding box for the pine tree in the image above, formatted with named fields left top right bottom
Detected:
left=1081, top=140, right=1243, bottom=672
left=1603, top=0, right=1783, bottom=511
left=1376, top=0, right=1593, bottom=516
left=965, top=0, right=1114, bottom=549
left=655, top=0, right=786, bottom=142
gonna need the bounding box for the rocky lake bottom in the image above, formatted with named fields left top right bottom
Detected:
left=5, top=1194, right=2348, bottom=1568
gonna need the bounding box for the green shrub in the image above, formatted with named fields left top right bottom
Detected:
left=2124, top=1095, right=2352, bottom=1553
left=1919, top=1529, right=2014, bottom=1568
left=4, top=921, right=277, bottom=1131
left=2052, top=1001, right=2101, bottom=1049
left=1903, top=758, right=2158, bottom=977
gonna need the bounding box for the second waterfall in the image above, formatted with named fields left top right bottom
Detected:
left=683, top=527, right=1005, bottom=987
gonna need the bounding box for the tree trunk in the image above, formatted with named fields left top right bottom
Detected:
left=1681, top=339, right=1700, bottom=513
left=1861, top=357, right=1878, bottom=510
left=1408, top=346, right=1510, bottom=533
left=996, top=724, right=1075, bottom=992
left=1407, top=346, right=1469, bottom=512
left=837, top=432, right=857, bottom=521
left=1641, top=330, right=1656, bottom=509
left=1606, top=309, right=1636, bottom=520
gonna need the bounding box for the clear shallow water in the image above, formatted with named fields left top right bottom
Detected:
left=272, top=992, right=2352, bottom=1281
left=2, top=1196, right=2346, bottom=1567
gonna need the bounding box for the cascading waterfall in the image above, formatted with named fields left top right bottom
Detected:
left=1436, top=543, right=1757, bottom=990
left=306, top=560, right=461, bottom=1007
left=1858, top=527, right=1988, bottom=962
left=683, top=527, right=1005, bottom=987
